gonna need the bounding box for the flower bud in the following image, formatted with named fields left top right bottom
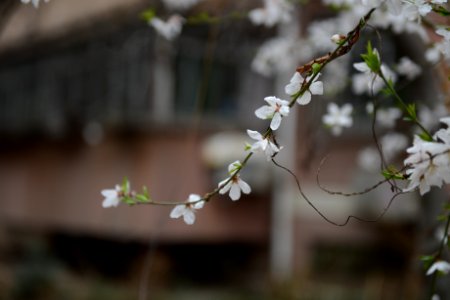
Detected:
left=331, top=34, right=346, bottom=44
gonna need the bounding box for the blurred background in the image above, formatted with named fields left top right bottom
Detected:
left=0, top=0, right=447, bottom=299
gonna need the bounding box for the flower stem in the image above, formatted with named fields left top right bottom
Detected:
left=378, top=71, right=433, bottom=141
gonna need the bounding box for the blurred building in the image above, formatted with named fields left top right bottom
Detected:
left=0, top=0, right=431, bottom=299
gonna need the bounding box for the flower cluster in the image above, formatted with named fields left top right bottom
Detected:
left=21, top=0, right=49, bottom=8
left=249, top=0, right=293, bottom=28
left=404, top=118, right=450, bottom=195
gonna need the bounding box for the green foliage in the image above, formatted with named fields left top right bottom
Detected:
left=433, top=6, right=450, bottom=16
left=228, top=161, right=241, bottom=175
left=420, top=255, right=435, bottom=270
left=135, top=194, right=149, bottom=203
left=361, top=41, right=381, bottom=73
left=140, top=8, right=156, bottom=22
left=406, top=103, right=416, bottom=120
left=121, top=177, right=130, bottom=194
left=188, top=12, right=219, bottom=24
left=418, top=132, right=433, bottom=142
left=381, top=166, right=405, bottom=180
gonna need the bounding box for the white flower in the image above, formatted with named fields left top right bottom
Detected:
left=218, top=161, right=251, bottom=201
left=435, top=28, right=450, bottom=60
left=247, top=129, right=280, bottom=160
left=426, top=260, right=450, bottom=276
left=285, top=72, right=323, bottom=105
left=376, top=107, right=402, bottom=128
left=322, top=103, right=353, bottom=136
left=101, top=185, right=122, bottom=208
left=404, top=136, right=450, bottom=195
left=170, top=194, right=205, bottom=225
left=352, top=52, right=397, bottom=95
left=358, top=147, right=381, bottom=172
left=254, top=96, right=290, bottom=130
left=162, top=0, right=200, bottom=10
left=380, top=132, right=409, bottom=161
left=432, top=295, right=441, bottom=300
left=251, top=37, right=307, bottom=76
left=425, top=44, right=442, bottom=64
left=436, top=27, right=450, bottom=41
left=149, top=15, right=185, bottom=41
left=21, top=0, right=49, bottom=8
left=249, top=0, right=293, bottom=27
left=396, top=57, right=422, bottom=80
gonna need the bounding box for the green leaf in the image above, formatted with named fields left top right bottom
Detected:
left=143, top=186, right=150, bottom=199
left=122, top=177, right=130, bottom=194
left=188, top=12, right=219, bottom=24
left=361, top=41, right=381, bottom=73
left=140, top=8, right=156, bottom=22
left=406, top=103, right=416, bottom=119
left=418, top=132, right=433, bottom=142
left=381, top=166, right=405, bottom=180
left=228, top=161, right=242, bottom=175
left=381, top=86, right=394, bottom=96
left=123, top=197, right=135, bottom=206
left=433, top=6, right=450, bottom=16
left=420, top=255, right=435, bottom=270
left=437, top=214, right=447, bottom=222
left=136, top=194, right=149, bottom=203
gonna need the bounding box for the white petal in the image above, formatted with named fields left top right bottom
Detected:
left=247, top=129, right=263, bottom=141
left=193, top=200, right=205, bottom=209
left=238, top=179, right=251, bottom=194
left=102, top=197, right=119, bottom=208
left=342, top=104, right=353, bottom=115
left=229, top=183, right=242, bottom=201
left=309, top=81, right=323, bottom=95
left=170, top=205, right=186, bottom=219
left=270, top=113, right=282, bottom=130
left=101, top=189, right=117, bottom=198
left=269, top=141, right=280, bottom=153
left=328, top=103, right=339, bottom=114
left=297, top=91, right=311, bottom=105
left=255, top=105, right=274, bottom=119
left=249, top=8, right=266, bottom=25
left=279, top=105, right=290, bottom=116
left=264, top=96, right=278, bottom=106
left=290, top=72, right=303, bottom=84
left=285, top=82, right=300, bottom=95
left=183, top=209, right=196, bottom=225
left=354, top=62, right=370, bottom=73
left=219, top=179, right=232, bottom=194
left=188, top=194, right=201, bottom=203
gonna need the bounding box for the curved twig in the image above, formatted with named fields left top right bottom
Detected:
left=272, top=158, right=404, bottom=227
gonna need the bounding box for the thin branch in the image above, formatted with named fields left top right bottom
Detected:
left=272, top=158, right=403, bottom=227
